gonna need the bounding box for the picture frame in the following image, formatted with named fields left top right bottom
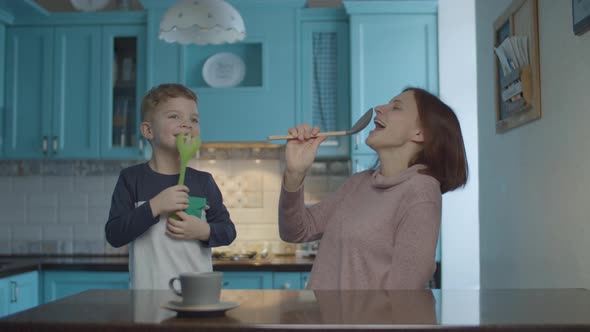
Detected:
left=573, top=0, right=590, bottom=35
left=493, top=0, right=542, bottom=133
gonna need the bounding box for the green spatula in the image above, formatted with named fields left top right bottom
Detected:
left=172, top=133, right=202, bottom=219
left=176, top=133, right=201, bottom=186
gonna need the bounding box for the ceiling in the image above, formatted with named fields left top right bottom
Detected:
left=33, top=0, right=143, bottom=12
left=33, top=0, right=345, bottom=12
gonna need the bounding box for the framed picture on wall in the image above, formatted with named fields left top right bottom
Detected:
left=573, top=0, right=590, bottom=35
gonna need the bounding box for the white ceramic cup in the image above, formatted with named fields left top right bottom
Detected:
left=168, top=272, right=223, bottom=306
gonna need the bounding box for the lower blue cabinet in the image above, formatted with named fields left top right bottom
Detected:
left=42, top=271, right=129, bottom=303
left=0, top=277, right=9, bottom=317
left=0, top=271, right=40, bottom=317
left=222, top=272, right=310, bottom=290
left=301, top=272, right=310, bottom=289
left=273, top=272, right=301, bottom=290
left=221, top=272, right=272, bottom=289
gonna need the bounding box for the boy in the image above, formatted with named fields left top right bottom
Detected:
left=105, top=83, right=236, bottom=289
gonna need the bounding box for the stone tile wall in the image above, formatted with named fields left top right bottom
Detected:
left=0, top=150, right=350, bottom=255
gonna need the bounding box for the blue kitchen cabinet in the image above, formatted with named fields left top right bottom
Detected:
left=351, top=154, right=378, bottom=173
left=273, top=272, right=302, bottom=290
left=100, top=24, right=147, bottom=159
left=3, top=14, right=146, bottom=160
left=42, top=271, right=129, bottom=303
left=0, top=278, right=8, bottom=317
left=0, top=23, right=5, bottom=158
left=300, top=272, right=310, bottom=289
left=141, top=1, right=305, bottom=143
left=221, top=272, right=272, bottom=290
left=7, top=271, right=39, bottom=315
left=0, top=271, right=40, bottom=317
left=345, top=1, right=438, bottom=155
left=4, top=27, right=53, bottom=159
left=299, top=9, right=350, bottom=158
left=4, top=26, right=101, bottom=159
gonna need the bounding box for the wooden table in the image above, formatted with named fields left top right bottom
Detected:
left=2, top=289, right=590, bottom=331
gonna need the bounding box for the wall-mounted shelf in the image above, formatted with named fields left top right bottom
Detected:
left=493, top=0, right=541, bottom=133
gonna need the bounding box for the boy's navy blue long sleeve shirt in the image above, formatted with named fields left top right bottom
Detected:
left=105, top=163, right=236, bottom=248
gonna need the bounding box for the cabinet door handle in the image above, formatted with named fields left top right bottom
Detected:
left=42, top=136, right=48, bottom=155
left=223, top=281, right=229, bottom=287
left=354, top=135, right=360, bottom=150
left=10, top=281, right=18, bottom=303
left=138, top=139, right=143, bottom=154
left=52, top=136, right=58, bottom=154
left=282, top=282, right=291, bottom=289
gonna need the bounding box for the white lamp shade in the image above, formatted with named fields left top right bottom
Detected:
left=159, top=0, right=246, bottom=45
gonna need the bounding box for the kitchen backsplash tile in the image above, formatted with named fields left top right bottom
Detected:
left=43, top=176, right=74, bottom=192
left=0, top=156, right=350, bottom=255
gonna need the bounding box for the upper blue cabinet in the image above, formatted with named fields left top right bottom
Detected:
left=100, top=24, right=146, bottom=159
left=2, top=10, right=146, bottom=160
left=298, top=8, right=350, bottom=159
left=344, top=0, right=438, bottom=156
left=5, top=26, right=101, bottom=159
left=142, top=0, right=306, bottom=143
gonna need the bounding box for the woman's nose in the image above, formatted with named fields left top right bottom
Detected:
left=374, top=106, right=384, bottom=114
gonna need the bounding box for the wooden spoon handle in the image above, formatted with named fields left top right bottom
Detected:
left=267, top=130, right=348, bottom=140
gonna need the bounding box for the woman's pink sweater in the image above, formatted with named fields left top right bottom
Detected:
left=279, top=164, right=441, bottom=289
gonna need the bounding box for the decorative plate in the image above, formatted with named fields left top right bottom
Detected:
left=202, top=52, right=246, bottom=88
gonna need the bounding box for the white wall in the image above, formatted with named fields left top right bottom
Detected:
left=438, top=0, right=480, bottom=289
left=477, top=0, right=590, bottom=288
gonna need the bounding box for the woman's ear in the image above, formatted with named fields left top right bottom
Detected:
left=411, top=129, right=424, bottom=143
left=141, top=121, right=153, bottom=140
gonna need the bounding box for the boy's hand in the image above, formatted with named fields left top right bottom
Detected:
left=149, top=185, right=190, bottom=218
left=165, top=211, right=211, bottom=241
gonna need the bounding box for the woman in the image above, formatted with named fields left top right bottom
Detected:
left=279, top=87, right=468, bottom=289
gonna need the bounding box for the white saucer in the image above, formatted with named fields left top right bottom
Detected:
left=162, top=300, right=239, bottom=316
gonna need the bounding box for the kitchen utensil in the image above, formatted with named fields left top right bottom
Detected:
left=267, top=108, right=373, bottom=141
left=176, top=133, right=201, bottom=186
left=171, top=133, right=201, bottom=220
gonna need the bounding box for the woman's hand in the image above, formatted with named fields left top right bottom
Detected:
left=284, top=123, right=327, bottom=191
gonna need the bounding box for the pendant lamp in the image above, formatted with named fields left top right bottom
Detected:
left=159, top=0, right=246, bottom=45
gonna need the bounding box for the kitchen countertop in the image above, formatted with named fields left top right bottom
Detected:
left=0, top=255, right=313, bottom=278
left=2, top=288, right=590, bottom=331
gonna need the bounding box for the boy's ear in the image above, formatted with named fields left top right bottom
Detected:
left=141, top=121, right=153, bottom=140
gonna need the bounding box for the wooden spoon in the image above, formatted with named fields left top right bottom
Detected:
left=267, top=108, right=373, bottom=140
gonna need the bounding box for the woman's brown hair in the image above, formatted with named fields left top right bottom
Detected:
left=405, top=87, right=468, bottom=194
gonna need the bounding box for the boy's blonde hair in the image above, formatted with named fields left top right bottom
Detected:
left=141, top=83, right=198, bottom=121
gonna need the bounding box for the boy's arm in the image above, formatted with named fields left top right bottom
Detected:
left=105, top=174, right=159, bottom=248
left=201, top=174, right=236, bottom=247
